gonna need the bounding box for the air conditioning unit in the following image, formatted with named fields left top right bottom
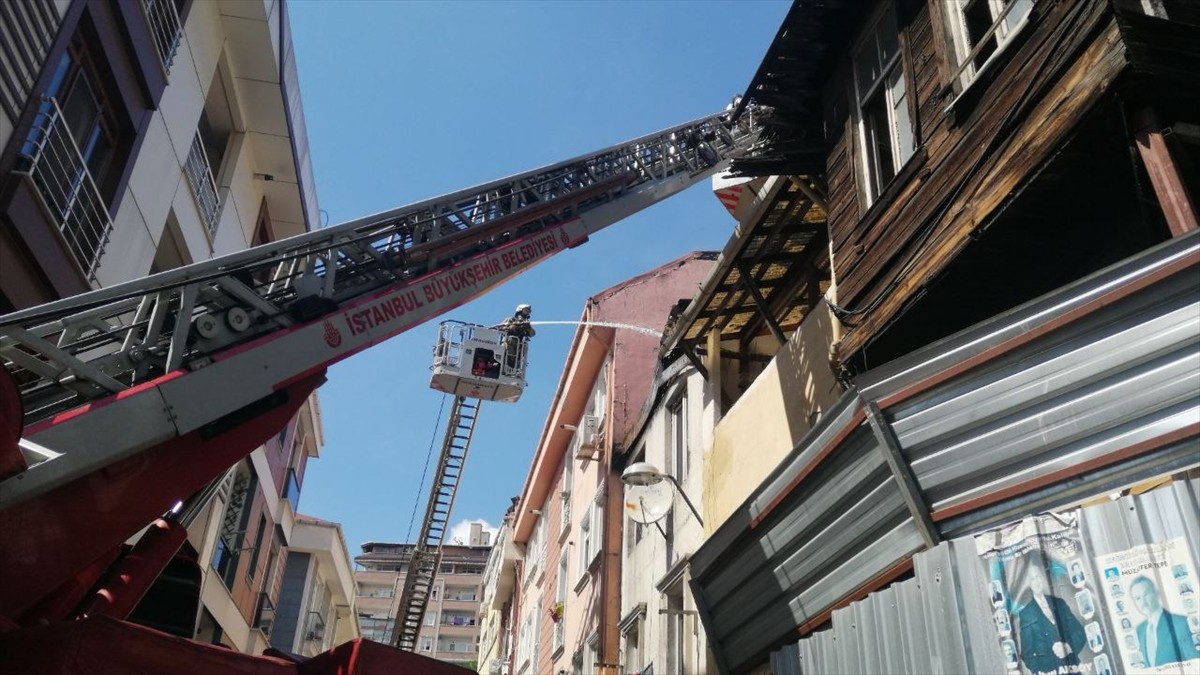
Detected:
left=575, top=415, right=602, bottom=459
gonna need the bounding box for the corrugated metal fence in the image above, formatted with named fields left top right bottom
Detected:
left=770, top=478, right=1200, bottom=674
left=689, top=231, right=1200, bottom=674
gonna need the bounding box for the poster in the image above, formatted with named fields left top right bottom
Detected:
left=1095, top=537, right=1200, bottom=674
left=976, top=512, right=1110, bottom=675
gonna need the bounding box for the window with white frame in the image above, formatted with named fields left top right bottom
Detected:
left=420, top=636, right=432, bottom=652
left=560, top=458, right=573, bottom=534
left=852, top=2, right=916, bottom=205
left=526, top=516, right=543, bottom=582
left=554, top=549, right=568, bottom=652
left=944, top=0, right=1034, bottom=88
left=578, top=507, right=593, bottom=576
left=667, top=394, right=688, bottom=482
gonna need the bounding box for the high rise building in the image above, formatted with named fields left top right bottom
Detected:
left=355, top=524, right=492, bottom=669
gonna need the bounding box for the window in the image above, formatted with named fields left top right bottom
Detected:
left=560, top=458, right=573, bottom=534
left=578, top=486, right=605, bottom=575
left=944, top=0, right=1034, bottom=88
left=554, top=549, right=568, bottom=652
left=666, top=591, right=685, bottom=675
left=17, top=21, right=130, bottom=278
left=623, top=624, right=641, bottom=675
left=211, top=463, right=255, bottom=589
left=246, top=513, right=266, bottom=581
left=667, top=395, right=688, bottom=482
left=852, top=3, right=916, bottom=205
left=578, top=509, right=592, bottom=576
left=420, top=636, right=433, bottom=652
left=423, top=611, right=436, bottom=627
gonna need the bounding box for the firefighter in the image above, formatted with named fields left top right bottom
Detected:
left=496, top=304, right=534, bottom=372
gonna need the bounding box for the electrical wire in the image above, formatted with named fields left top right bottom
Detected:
left=405, top=393, right=448, bottom=543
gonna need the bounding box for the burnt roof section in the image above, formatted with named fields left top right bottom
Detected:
left=659, top=176, right=828, bottom=356
left=730, top=0, right=853, bottom=177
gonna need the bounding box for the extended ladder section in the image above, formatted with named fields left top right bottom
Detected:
left=392, top=396, right=481, bottom=652
left=0, top=111, right=757, bottom=510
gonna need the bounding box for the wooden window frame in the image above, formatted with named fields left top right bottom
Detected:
left=850, top=2, right=919, bottom=208
left=939, top=0, right=1035, bottom=94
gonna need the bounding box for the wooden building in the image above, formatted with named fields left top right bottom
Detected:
left=733, top=0, right=1197, bottom=374
left=681, top=1, right=1200, bottom=673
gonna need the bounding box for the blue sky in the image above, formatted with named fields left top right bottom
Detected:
left=288, top=0, right=789, bottom=556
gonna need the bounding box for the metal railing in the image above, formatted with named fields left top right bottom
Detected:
left=140, top=0, right=183, bottom=75
left=15, top=97, right=115, bottom=282
left=304, top=610, right=326, bottom=642
left=184, top=131, right=221, bottom=236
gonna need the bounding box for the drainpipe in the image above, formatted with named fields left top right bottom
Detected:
left=598, top=354, right=622, bottom=675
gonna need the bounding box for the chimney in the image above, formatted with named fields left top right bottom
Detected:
left=469, top=522, right=483, bottom=546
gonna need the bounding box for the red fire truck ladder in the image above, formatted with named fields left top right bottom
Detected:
left=0, top=111, right=756, bottom=623
left=391, top=395, right=480, bottom=651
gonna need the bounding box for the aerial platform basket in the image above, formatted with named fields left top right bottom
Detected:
left=430, top=320, right=529, bottom=402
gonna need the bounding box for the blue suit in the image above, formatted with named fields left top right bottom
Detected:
left=1136, top=611, right=1200, bottom=666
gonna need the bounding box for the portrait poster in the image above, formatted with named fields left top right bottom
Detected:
left=976, top=512, right=1110, bottom=675
left=1094, top=537, right=1200, bottom=674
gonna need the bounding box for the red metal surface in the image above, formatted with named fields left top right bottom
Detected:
left=0, top=372, right=325, bottom=620
left=83, top=517, right=190, bottom=620
left=0, top=616, right=474, bottom=675
left=0, top=365, right=24, bottom=479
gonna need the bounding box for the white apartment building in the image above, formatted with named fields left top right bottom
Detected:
left=269, top=515, right=361, bottom=657
left=619, top=360, right=711, bottom=675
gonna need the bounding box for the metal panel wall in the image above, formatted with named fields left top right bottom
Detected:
left=691, top=232, right=1200, bottom=674
left=770, top=479, right=1200, bottom=674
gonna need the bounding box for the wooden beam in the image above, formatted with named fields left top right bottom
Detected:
left=737, top=262, right=787, bottom=346
left=1132, top=107, right=1199, bottom=237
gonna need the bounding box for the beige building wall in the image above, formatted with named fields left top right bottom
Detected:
left=355, top=540, right=491, bottom=669
left=703, top=302, right=844, bottom=533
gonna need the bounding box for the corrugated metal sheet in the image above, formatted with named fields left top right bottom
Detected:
left=690, top=232, right=1200, bottom=674
left=770, top=478, right=1200, bottom=674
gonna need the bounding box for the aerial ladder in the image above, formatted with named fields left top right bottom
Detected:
left=390, top=319, right=530, bottom=651
left=0, top=110, right=755, bottom=670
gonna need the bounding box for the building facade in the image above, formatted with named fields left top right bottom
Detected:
left=663, top=1, right=1199, bottom=673
left=498, top=252, right=717, bottom=675
left=355, top=527, right=492, bottom=669
left=268, top=514, right=361, bottom=658
left=478, top=506, right=519, bottom=675
left=1, top=0, right=318, bottom=311
left=617, top=359, right=712, bottom=675
left=0, top=0, right=355, bottom=657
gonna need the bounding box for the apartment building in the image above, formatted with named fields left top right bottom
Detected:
left=268, top=514, right=361, bottom=658
left=500, top=252, right=717, bottom=675
left=0, top=0, right=343, bottom=655
left=356, top=526, right=492, bottom=669
left=477, top=506, right=518, bottom=675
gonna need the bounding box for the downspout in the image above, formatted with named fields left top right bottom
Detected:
left=598, top=329, right=622, bottom=675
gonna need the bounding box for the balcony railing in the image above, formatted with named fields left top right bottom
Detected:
left=255, top=591, right=275, bottom=636
left=15, top=97, right=115, bottom=282
left=184, top=132, right=221, bottom=236
left=304, top=610, right=326, bottom=643
left=140, top=0, right=183, bottom=75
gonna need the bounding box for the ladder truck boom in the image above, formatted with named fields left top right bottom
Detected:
left=0, top=112, right=755, bottom=622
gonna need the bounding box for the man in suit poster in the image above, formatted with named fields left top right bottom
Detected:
left=977, top=512, right=1106, bottom=675
left=1096, top=537, right=1200, bottom=674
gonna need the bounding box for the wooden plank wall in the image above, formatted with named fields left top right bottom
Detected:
left=825, top=0, right=1128, bottom=361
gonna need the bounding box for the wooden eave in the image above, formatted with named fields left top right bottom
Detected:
left=658, top=176, right=829, bottom=358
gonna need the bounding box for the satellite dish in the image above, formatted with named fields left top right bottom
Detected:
left=625, top=482, right=672, bottom=524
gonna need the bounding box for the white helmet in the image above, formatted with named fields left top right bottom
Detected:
left=516, top=304, right=532, bottom=317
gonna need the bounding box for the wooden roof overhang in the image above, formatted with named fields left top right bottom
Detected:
left=659, top=176, right=828, bottom=363
left=729, top=0, right=856, bottom=178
